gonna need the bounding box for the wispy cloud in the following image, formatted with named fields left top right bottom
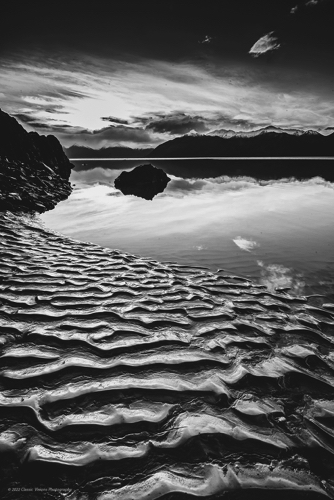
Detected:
left=249, top=32, right=281, bottom=58
left=199, top=35, right=213, bottom=44
left=14, top=112, right=72, bottom=131
left=1, top=52, right=334, bottom=147
left=101, top=116, right=129, bottom=125
left=291, top=0, right=326, bottom=13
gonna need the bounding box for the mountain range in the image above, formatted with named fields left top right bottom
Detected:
left=150, top=129, right=334, bottom=158
left=65, top=145, right=153, bottom=159
left=65, top=127, right=334, bottom=159
left=207, top=125, right=325, bottom=138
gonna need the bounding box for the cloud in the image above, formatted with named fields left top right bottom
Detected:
left=199, top=35, right=213, bottom=44
left=14, top=111, right=158, bottom=147
left=233, top=237, right=259, bottom=252
left=249, top=32, right=281, bottom=58
left=14, top=113, right=53, bottom=129
left=14, top=113, right=72, bottom=131
left=70, top=169, right=334, bottom=209
left=101, top=116, right=129, bottom=125
left=291, top=0, right=326, bottom=13
left=167, top=178, right=206, bottom=193
left=63, top=124, right=158, bottom=148
left=70, top=167, right=120, bottom=187
left=2, top=52, right=334, bottom=148
left=208, top=116, right=269, bottom=135
left=143, top=112, right=209, bottom=135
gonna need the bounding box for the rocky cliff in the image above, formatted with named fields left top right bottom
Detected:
left=0, top=109, right=72, bottom=212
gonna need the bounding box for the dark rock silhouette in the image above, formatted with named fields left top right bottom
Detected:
left=0, top=109, right=73, bottom=212
left=114, top=164, right=171, bottom=200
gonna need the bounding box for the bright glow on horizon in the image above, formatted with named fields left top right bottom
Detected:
left=1, top=54, right=334, bottom=147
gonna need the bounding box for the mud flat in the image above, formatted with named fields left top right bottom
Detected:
left=1, top=211, right=334, bottom=499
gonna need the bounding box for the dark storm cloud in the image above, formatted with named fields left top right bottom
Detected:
left=101, top=116, right=129, bottom=125
left=134, top=112, right=305, bottom=138
left=14, top=112, right=153, bottom=144
left=136, top=112, right=209, bottom=135
left=58, top=124, right=158, bottom=148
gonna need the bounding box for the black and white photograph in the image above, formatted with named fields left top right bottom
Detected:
left=1, top=0, right=334, bottom=498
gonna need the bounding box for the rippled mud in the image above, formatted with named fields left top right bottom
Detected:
left=1, top=212, right=334, bottom=499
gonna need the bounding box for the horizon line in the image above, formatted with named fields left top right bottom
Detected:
left=70, top=157, right=334, bottom=161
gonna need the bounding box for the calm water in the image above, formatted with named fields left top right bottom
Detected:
left=42, top=160, right=334, bottom=298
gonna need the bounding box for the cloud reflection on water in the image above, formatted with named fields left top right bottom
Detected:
left=70, top=166, right=334, bottom=197
left=257, top=260, right=305, bottom=295
left=42, top=168, right=334, bottom=296
left=233, top=237, right=259, bottom=252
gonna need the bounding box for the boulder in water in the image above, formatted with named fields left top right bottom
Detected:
left=114, top=164, right=171, bottom=200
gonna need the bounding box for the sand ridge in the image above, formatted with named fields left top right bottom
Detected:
left=0, top=211, right=334, bottom=498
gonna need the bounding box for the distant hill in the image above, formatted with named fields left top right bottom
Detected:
left=65, top=145, right=153, bottom=159
left=149, top=130, right=334, bottom=158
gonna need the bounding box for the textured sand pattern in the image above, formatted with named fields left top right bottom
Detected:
left=0, top=211, right=334, bottom=499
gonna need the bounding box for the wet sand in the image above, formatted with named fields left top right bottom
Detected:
left=1, top=211, right=334, bottom=499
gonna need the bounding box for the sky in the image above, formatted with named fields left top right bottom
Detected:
left=1, top=0, right=334, bottom=148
